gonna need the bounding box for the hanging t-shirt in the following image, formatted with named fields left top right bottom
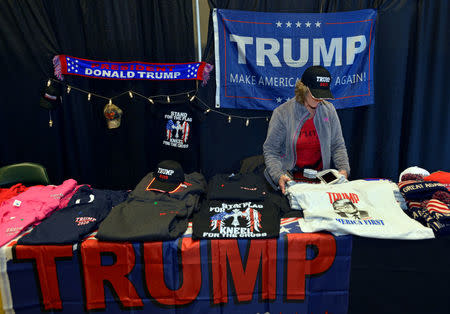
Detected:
left=150, top=99, right=203, bottom=173
left=286, top=180, right=434, bottom=240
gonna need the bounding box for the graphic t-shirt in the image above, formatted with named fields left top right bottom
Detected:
left=286, top=180, right=435, bottom=239
left=151, top=100, right=203, bottom=173
left=193, top=200, right=279, bottom=239
left=295, top=117, right=322, bottom=171
left=192, top=173, right=280, bottom=239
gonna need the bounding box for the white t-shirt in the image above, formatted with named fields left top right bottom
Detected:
left=286, top=180, right=434, bottom=239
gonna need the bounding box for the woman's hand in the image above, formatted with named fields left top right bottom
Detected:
left=338, top=169, right=348, bottom=179
left=278, top=174, right=292, bottom=194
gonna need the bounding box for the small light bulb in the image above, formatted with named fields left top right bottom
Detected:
left=129, top=91, right=133, bottom=98
left=87, top=93, right=91, bottom=101
left=245, top=119, right=250, bottom=127
left=148, top=98, right=154, bottom=104
left=48, top=112, right=53, bottom=127
left=66, top=86, right=71, bottom=94
left=108, top=99, right=112, bottom=105
left=190, top=95, right=196, bottom=102
left=228, top=116, right=232, bottom=123
left=204, top=108, right=211, bottom=114
left=167, top=96, right=171, bottom=103
left=47, top=79, right=51, bottom=87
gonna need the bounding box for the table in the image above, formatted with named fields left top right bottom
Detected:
left=0, top=218, right=352, bottom=313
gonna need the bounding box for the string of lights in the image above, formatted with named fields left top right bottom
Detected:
left=47, top=78, right=272, bottom=126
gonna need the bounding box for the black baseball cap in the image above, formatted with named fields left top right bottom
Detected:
left=301, top=66, right=334, bottom=100
left=147, top=160, right=185, bottom=193
left=39, top=84, right=61, bottom=110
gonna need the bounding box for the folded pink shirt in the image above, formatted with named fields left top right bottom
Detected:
left=0, top=179, right=78, bottom=247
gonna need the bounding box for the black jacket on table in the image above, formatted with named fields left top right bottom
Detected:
left=96, top=172, right=206, bottom=242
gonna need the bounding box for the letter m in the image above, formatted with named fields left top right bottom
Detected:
left=229, top=73, right=239, bottom=83
left=210, top=239, right=277, bottom=304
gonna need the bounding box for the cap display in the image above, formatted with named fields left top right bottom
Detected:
left=40, top=84, right=61, bottom=110
left=146, top=160, right=185, bottom=193
left=103, top=102, right=123, bottom=129
left=399, top=166, right=430, bottom=182
left=301, top=65, right=334, bottom=100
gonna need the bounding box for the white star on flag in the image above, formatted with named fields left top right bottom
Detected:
left=276, top=21, right=282, bottom=27
left=296, top=21, right=301, bottom=27
left=187, top=64, right=199, bottom=78
left=286, top=21, right=292, bottom=28
left=315, top=21, right=321, bottom=27
left=305, top=21, right=311, bottom=27
left=66, top=58, right=79, bottom=73
left=280, top=226, right=291, bottom=234
left=276, top=97, right=282, bottom=103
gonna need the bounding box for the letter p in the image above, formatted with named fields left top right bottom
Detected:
left=346, top=35, right=367, bottom=65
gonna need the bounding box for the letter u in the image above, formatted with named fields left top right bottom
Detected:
left=143, top=238, right=202, bottom=305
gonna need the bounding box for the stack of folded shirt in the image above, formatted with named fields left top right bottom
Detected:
left=192, top=173, right=280, bottom=239
left=0, top=179, right=78, bottom=247
left=18, top=185, right=129, bottom=245
left=97, top=160, right=206, bottom=242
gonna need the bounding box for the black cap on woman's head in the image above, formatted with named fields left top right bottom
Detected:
left=301, top=65, right=334, bottom=99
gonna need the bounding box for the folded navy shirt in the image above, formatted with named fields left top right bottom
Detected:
left=18, top=185, right=129, bottom=245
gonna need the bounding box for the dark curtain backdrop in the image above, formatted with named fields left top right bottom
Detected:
left=0, top=0, right=448, bottom=190
left=0, top=0, right=196, bottom=189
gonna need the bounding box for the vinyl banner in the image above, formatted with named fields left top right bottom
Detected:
left=0, top=219, right=352, bottom=313
left=213, top=9, right=376, bottom=110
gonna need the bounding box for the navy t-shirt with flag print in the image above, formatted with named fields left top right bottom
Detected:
left=150, top=99, right=204, bottom=173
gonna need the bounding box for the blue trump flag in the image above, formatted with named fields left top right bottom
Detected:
left=213, top=9, right=376, bottom=110
left=3, top=219, right=352, bottom=313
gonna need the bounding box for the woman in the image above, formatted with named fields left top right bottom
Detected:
left=263, top=65, right=350, bottom=194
